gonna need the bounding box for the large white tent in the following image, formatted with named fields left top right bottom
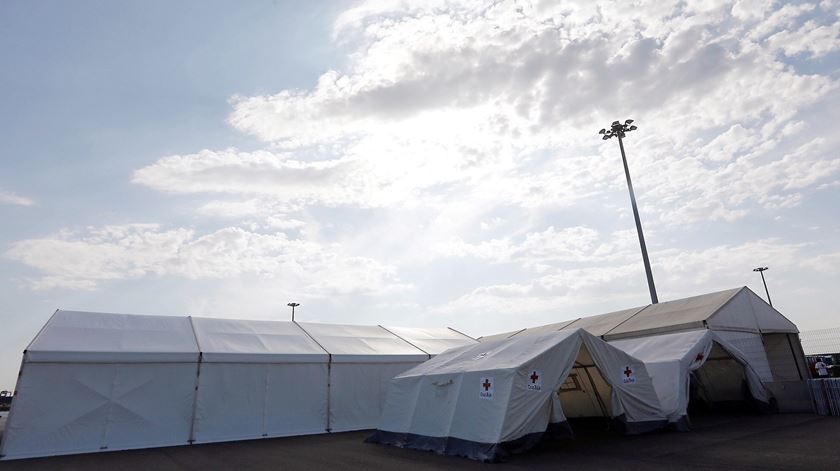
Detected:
left=479, top=287, right=809, bottom=404
left=0, top=310, right=476, bottom=460
left=368, top=328, right=665, bottom=461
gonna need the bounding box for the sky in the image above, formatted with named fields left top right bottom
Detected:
left=1, top=0, right=839, bottom=389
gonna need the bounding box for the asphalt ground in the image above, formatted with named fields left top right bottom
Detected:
left=1, top=413, right=838, bottom=470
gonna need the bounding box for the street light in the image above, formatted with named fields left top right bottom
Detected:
left=599, top=119, right=658, bottom=304
left=287, top=302, right=300, bottom=322
left=752, top=267, right=772, bottom=307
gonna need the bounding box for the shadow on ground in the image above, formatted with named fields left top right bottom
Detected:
left=1, top=413, right=838, bottom=470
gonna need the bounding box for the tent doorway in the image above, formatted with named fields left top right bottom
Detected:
left=689, top=343, right=761, bottom=415
left=555, top=344, right=615, bottom=434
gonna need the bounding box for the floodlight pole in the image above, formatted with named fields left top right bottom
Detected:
left=287, top=302, right=300, bottom=322
left=752, top=267, right=772, bottom=307
left=600, top=120, right=658, bottom=304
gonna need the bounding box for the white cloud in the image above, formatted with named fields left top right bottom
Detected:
left=436, top=237, right=812, bottom=331
left=0, top=190, right=34, bottom=206
left=118, top=0, right=840, bottom=335
left=127, top=0, right=840, bottom=231
left=436, top=226, right=634, bottom=268
left=5, top=224, right=410, bottom=295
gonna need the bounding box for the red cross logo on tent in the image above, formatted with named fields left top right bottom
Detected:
left=695, top=352, right=705, bottom=362
left=482, top=379, right=492, bottom=391
left=622, top=365, right=637, bottom=384
left=530, top=371, right=539, bottom=384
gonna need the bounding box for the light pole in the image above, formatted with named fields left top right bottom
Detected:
left=600, top=119, right=658, bottom=304
left=287, top=302, right=300, bottom=322
left=752, top=267, right=772, bottom=306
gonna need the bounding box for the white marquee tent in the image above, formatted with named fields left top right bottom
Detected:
left=368, top=328, right=665, bottom=461
left=0, top=310, right=476, bottom=460
left=480, top=287, right=808, bottom=387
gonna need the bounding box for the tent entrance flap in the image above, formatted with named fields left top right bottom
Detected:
left=690, top=343, right=761, bottom=413
left=556, top=344, right=614, bottom=420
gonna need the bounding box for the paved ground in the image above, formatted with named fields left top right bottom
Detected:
left=1, top=414, right=838, bottom=470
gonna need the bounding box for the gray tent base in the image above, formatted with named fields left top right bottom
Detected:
left=366, top=415, right=675, bottom=462
left=366, top=421, right=574, bottom=462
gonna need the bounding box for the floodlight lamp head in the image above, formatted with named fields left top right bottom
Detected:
left=599, top=128, right=606, bottom=134
left=629, top=125, right=637, bottom=131
left=287, top=302, right=300, bottom=307
left=625, top=119, right=634, bottom=125
left=612, top=120, right=620, bottom=126
left=602, top=134, right=610, bottom=140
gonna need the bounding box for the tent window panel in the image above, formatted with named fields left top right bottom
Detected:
left=559, top=374, right=582, bottom=392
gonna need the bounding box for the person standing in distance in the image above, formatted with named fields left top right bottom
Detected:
left=814, top=358, right=830, bottom=378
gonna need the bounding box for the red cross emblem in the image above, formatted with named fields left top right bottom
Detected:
left=482, top=379, right=492, bottom=391
left=695, top=352, right=705, bottom=362
left=624, top=367, right=632, bottom=378
left=530, top=371, right=539, bottom=384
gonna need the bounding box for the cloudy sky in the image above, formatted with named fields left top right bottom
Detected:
left=1, top=0, right=839, bottom=388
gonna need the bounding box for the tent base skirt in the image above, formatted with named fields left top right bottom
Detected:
left=367, top=422, right=573, bottom=462
left=610, top=414, right=669, bottom=435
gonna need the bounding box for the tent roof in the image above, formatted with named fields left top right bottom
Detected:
left=296, top=322, right=430, bottom=363
left=190, top=317, right=328, bottom=363
left=23, top=310, right=471, bottom=365
left=381, top=326, right=476, bottom=355
left=609, top=330, right=711, bottom=363
left=604, top=288, right=742, bottom=339
left=404, top=329, right=581, bottom=375
left=480, top=287, right=798, bottom=342
left=26, top=310, right=199, bottom=363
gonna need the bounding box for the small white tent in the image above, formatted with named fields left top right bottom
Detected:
left=368, top=328, right=664, bottom=461
left=610, top=330, right=771, bottom=429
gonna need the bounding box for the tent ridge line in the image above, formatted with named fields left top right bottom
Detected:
left=446, top=326, right=477, bottom=341
left=378, top=325, right=431, bottom=359
left=25, top=309, right=60, bottom=352
left=558, top=317, right=583, bottom=332
left=602, top=305, right=651, bottom=338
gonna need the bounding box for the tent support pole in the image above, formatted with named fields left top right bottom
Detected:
left=785, top=334, right=805, bottom=381
left=379, top=325, right=431, bottom=359
left=294, top=321, right=333, bottom=433
left=187, top=352, right=203, bottom=444
left=187, top=316, right=203, bottom=445
left=326, top=356, right=332, bottom=433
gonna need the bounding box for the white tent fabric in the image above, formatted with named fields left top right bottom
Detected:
left=610, top=330, right=770, bottom=428
left=481, top=288, right=798, bottom=343
left=190, top=318, right=329, bottom=443
left=296, top=322, right=430, bottom=432
left=0, top=311, right=200, bottom=460
left=369, top=329, right=664, bottom=461
left=381, top=326, right=476, bottom=355
left=1, top=311, right=476, bottom=460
